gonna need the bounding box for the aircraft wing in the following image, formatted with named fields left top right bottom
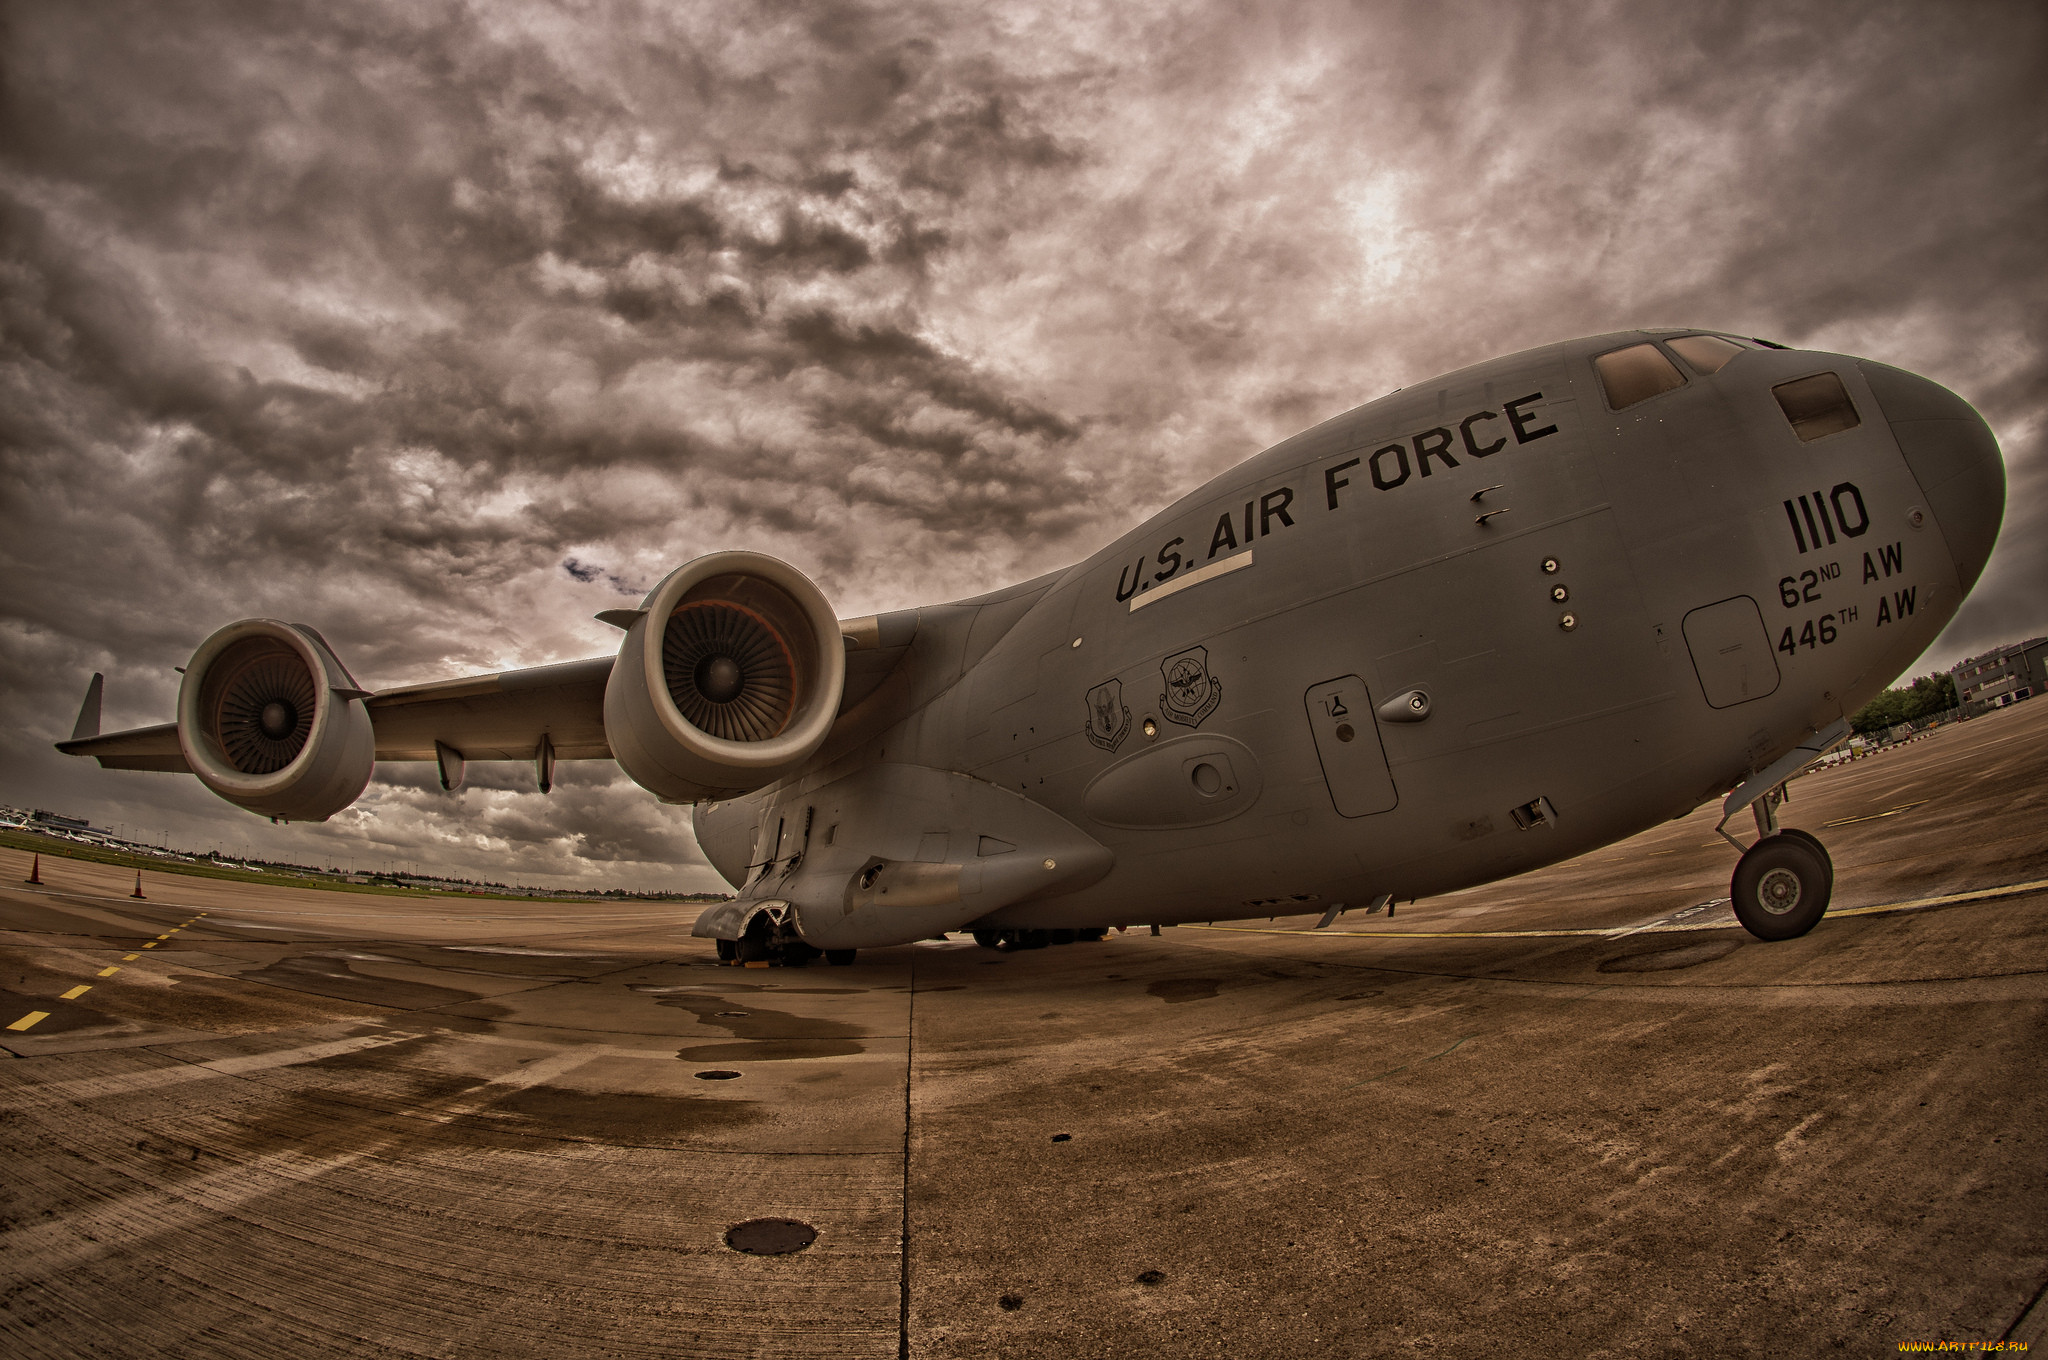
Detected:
left=364, top=657, right=614, bottom=762
left=56, top=616, right=920, bottom=776
left=55, top=722, right=190, bottom=772
left=55, top=656, right=617, bottom=774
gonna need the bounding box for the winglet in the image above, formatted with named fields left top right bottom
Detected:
left=70, top=674, right=105, bottom=742
left=595, top=608, right=646, bottom=630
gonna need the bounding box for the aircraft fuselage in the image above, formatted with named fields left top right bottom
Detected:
left=699, top=329, right=2001, bottom=938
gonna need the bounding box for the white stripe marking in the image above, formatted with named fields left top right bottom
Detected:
left=1127, top=550, right=1253, bottom=612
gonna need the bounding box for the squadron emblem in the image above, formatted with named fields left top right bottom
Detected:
left=1084, top=678, right=1132, bottom=752
left=1159, top=645, right=1222, bottom=728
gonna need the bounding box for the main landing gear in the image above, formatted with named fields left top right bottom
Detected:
left=1725, top=786, right=1835, bottom=941
left=972, top=927, right=1109, bottom=952
left=714, top=915, right=859, bottom=967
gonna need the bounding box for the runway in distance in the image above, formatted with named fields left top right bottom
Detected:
left=59, top=330, right=2006, bottom=962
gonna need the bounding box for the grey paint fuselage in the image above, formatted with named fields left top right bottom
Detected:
left=700, top=330, right=1999, bottom=932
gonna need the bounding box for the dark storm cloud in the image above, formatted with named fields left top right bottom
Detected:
left=2, top=0, right=2041, bottom=886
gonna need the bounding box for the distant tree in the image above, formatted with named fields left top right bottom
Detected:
left=1850, top=671, right=1959, bottom=734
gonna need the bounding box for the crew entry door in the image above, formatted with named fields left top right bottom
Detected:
left=1304, top=676, right=1398, bottom=817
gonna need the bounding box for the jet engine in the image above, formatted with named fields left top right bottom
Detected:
left=604, top=552, right=846, bottom=803
left=176, top=619, right=375, bottom=822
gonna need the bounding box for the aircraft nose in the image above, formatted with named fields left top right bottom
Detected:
left=1858, top=360, right=2006, bottom=593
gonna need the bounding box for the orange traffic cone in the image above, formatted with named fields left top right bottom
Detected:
left=26, top=854, right=40, bottom=884
left=131, top=871, right=145, bottom=900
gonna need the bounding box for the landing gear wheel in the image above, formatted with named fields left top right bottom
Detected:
left=972, top=930, right=1002, bottom=950
left=1731, top=833, right=1831, bottom=941
left=1772, top=827, right=1835, bottom=895
left=715, top=939, right=737, bottom=962
left=736, top=918, right=774, bottom=963
left=826, top=949, right=857, bottom=966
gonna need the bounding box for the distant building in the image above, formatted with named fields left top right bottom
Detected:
left=1951, top=637, right=2048, bottom=707
left=30, top=809, right=91, bottom=832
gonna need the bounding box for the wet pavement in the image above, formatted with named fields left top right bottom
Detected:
left=3, top=699, right=2046, bottom=1357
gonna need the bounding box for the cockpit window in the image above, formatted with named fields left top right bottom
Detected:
left=1667, top=334, right=1746, bottom=374
left=1595, top=343, right=1687, bottom=410
left=1773, top=372, right=1861, bottom=442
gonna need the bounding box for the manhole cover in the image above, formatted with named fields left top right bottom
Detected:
left=1051, top=1133, right=1072, bottom=1143
left=716, top=1011, right=749, bottom=1017
left=695, top=1069, right=742, bottom=1080
left=725, top=1218, right=816, bottom=1255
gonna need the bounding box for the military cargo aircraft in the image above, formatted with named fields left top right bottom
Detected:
left=58, top=330, right=2005, bottom=961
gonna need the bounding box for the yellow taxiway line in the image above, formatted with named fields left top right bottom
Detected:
left=1188, top=876, right=2048, bottom=943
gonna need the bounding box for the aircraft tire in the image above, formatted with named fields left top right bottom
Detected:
left=1772, top=827, right=1835, bottom=894
left=825, top=949, right=857, bottom=966
left=1730, top=834, right=1831, bottom=941
left=972, top=930, right=1002, bottom=950
left=715, top=939, right=737, bottom=962
left=735, top=920, right=773, bottom=962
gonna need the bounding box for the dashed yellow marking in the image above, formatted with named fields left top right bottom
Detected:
left=7, top=1012, right=49, bottom=1032
left=122, top=953, right=138, bottom=961
left=97, top=966, right=120, bottom=978
left=1824, top=799, right=1931, bottom=828
left=142, top=942, right=157, bottom=949
left=155, top=934, right=170, bottom=940
left=60, top=985, right=91, bottom=1001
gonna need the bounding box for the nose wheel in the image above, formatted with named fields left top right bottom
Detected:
left=1730, top=832, right=1833, bottom=940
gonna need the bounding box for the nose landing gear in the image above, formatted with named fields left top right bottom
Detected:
left=1722, top=782, right=1836, bottom=940
left=1730, top=831, right=1833, bottom=940
left=1713, top=721, right=1851, bottom=941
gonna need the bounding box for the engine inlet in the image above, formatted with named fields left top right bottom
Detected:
left=210, top=641, right=317, bottom=774
left=662, top=600, right=797, bottom=742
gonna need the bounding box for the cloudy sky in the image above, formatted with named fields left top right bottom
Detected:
left=2, top=0, right=2042, bottom=891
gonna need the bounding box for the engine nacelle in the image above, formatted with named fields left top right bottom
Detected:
left=176, top=619, right=375, bottom=822
left=605, top=552, right=846, bottom=803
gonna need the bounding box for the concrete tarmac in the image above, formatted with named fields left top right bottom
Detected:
left=4, top=700, right=2046, bottom=1358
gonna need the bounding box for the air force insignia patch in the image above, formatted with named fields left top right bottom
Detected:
left=1159, top=645, right=1222, bottom=728
left=1084, top=678, right=1132, bottom=752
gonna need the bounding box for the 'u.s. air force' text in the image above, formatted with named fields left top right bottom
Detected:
left=1115, top=392, right=1558, bottom=602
